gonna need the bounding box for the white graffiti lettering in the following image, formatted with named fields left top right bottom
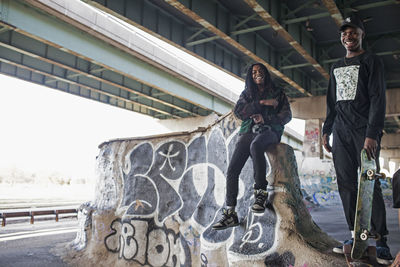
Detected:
left=159, top=144, right=180, bottom=171
left=104, top=219, right=183, bottom=266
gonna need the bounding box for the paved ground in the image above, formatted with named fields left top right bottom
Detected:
left=310, top=204, right=400, bottom=255
left=0, top=204, right=398, bottom=266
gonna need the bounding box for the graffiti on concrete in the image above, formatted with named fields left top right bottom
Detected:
left=299, top=157, right=340, bottom=206
left=104, top=218, right=191, bottom=266
left=104, top=127, right=277, bottom=263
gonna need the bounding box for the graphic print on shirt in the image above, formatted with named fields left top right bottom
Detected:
left=334, top=65, right=360, bottom=101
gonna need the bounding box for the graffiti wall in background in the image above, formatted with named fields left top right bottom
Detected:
left=297, top=155, right=394, bottom=208
left=298, top=156, right=340, bottom=207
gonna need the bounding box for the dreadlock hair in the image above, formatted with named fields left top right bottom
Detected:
left=244, top=63, right=274, bottom=99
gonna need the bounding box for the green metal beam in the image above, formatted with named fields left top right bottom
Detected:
left=282, top=12, right=331, bottom=25
left=344, top=0, right=398, bottom=12
left=0, top=0, right=232, bottom=115
left=186, top=24, right=272, bottom=47
left=322, top=50, right=400, bottom=64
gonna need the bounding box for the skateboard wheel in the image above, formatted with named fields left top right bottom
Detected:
left=366, top=169, right=375, bottom=179
left=360, top=232, right=368, bottom=241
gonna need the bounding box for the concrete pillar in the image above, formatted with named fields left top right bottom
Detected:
left=303, top=119, right=323, bottom=159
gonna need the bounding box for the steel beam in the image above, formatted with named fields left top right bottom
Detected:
left=0, top=0, right=232, bottom=116
left=186, top=24, right=272, bottom=47
left=0, top=57, right=180, bottom=118
left=164, top=0, right=311, bottom=96
left=321, top=0, right=343, bottom=27
left=243, top=0, right=329, bottom=81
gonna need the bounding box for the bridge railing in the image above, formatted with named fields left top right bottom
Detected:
left=0, top=208, right=78, bottom=227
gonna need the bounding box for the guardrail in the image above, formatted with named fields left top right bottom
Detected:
left=0, top=208, right=78, bottom=227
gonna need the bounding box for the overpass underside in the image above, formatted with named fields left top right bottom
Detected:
left=0, top=0, right=234, bottom=119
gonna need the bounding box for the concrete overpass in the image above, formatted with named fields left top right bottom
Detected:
left=0, top=0, right=399, bottom=168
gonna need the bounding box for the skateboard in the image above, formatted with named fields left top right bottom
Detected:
left=351, top=149, right=384, bottom=260
left=344, top=244, right=378, bottom=267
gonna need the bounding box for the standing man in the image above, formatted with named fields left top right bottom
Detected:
left=322, top=14, right=392, bottom=265
left=390, top=169, right=400, bottom=267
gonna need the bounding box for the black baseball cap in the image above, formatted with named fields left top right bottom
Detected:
left=340, top=14, right=365, bottom=32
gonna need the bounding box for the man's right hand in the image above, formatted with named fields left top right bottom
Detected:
left=323, top=133, right=332, bottom=153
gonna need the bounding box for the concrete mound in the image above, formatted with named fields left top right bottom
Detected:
left=65, top=112, right=346, bottom=266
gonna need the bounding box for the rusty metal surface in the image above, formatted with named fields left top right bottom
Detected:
left=244, top=0, right=330, bottom=81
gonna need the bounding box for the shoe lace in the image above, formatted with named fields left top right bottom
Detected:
left=255, top=191, right=267, bottom=205
left=219, top=209, right=232, bottom=222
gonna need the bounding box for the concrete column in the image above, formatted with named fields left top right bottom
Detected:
left=303, top=119, right=323, bottom=159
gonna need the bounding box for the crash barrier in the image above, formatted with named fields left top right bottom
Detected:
left=0, top=208, right=77, bottom=226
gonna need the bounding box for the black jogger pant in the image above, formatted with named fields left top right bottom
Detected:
left=332, top=126, right=388, bottom=237
left=225, top=129, right=279, bottom=207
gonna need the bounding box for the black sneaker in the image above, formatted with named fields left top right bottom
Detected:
left=251, top=189, right=269, bottom=213
left=332, top=239, right=353, bottom=254
left=376, top=246, right=393, bottom=265
left=212, top=208, right=239, bottom=230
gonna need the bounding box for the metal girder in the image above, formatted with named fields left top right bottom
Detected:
left=343, top=0, right=399, bottom=13
left=164, top=0, right=311, bottom=96
left=284, top=0, right=319, bottom=19
left=0, top=58, right=179, bottom=118
left=321, top=50, right=400, bottom=65
left=0, top=0, right=232, bottom=118
left=83, top=0, right=245, bottom=79
left=282, top=12, right=331, bottom=25
left=321, top=0, right=343, bottom=27
left=186, top=24, right=272, bottom=47
left=233, top=13, right=258, bottom=30
left=0, top=29, right=198, bottom=118
left=243, top=0, right=330, bottom=81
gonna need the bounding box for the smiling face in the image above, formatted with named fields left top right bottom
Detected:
left=252, top=65, right=265, bottom=86
left=340, top=26, right=364, bottom=53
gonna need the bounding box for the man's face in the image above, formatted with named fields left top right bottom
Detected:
left=340, top=26, right=364, bottom=52
left=252, top=65, right=265, bottom=85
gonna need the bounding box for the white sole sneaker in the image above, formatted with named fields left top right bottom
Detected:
left=332, top=246, right=344, bottom=254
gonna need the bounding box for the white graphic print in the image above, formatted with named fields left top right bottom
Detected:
left=334, top=65, right=360, bottom=101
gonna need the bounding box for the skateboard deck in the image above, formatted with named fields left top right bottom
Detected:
left=345, top=244, right=381, bottom=267
left=351, top=149, right=378, bottom=260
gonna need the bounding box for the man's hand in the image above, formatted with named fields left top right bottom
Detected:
left=364, top=137, right=377, bottom=160
left=251, top=114, right=264, bottom=124
left=322, top=133, right=332, bottom=153
left=390, top=252, right=400, bottom=267
left=260, top=99, right=278, bottom=108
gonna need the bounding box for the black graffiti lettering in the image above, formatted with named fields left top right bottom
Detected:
left=120, top=223, right=137, bottom=260
left=200, top=253, right=208, bottom=267
left=104, top=219, right=122, bottom=253
left=147, top=229, right=169, bottom=266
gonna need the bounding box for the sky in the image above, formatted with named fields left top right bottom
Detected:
left=0, top=74, right=170, bottom=181
left=0, top=74, right=305, bottom=183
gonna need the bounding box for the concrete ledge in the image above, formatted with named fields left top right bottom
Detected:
left=66, top=113, right=346, bottom=266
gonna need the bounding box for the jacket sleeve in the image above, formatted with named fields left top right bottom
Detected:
left=233, top=90, right=261, bottom=120
left=322, top=65, right=337, bottom=136
left=366, top=55, right=386, bottom=140
left=266, top=92, right=292, bottom=126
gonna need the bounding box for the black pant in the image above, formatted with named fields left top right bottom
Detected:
left=332, top=126, right=388, bottom=236
left=225, top=130, right=279, bottom=207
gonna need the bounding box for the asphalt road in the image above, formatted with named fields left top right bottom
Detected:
left=310, top=204, right=400, bottom=255
left=0, top=220, right=77, bottom=267
left=0, top=205, right=398, bottom=267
